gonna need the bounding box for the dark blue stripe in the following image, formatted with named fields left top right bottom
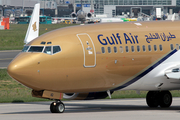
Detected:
left=112, top=49, right=177, bottom=91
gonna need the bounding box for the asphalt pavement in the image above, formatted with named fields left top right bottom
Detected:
left=0, top=98, right=180, bottom=120
left=0, top=50, right=20, bottom=68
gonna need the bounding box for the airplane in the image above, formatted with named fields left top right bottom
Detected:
left=7, top=3, right=180, bottom=113
left=70, top=0, right=93, bottom=23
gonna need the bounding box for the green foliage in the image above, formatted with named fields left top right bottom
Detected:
left=108, top=90, right=180, bottom=99
left=0, top=24, right=77, bottom=50
left=0, top=69, right=11, bottom=81
left=0, top=69, right=50, bottom=102
left=110, top=91, right=148, bottom=99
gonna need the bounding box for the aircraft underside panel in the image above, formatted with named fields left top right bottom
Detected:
left=77, top=33, right=96, bottom=67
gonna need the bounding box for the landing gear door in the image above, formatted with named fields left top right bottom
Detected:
left=77, top=33, right=96, bottom=67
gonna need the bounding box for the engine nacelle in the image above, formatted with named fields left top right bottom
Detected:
left=87, top=13, right=92, bottom=18
left=63, top=91, right=113, bottom=100
left=71, top=12, right=77, bottom=18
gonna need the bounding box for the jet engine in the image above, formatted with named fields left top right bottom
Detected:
left=87, top=12, right=92, bottom=18
left=63, top=91, right=114, bottom=100
left=71, top=12, right=77, bottom=18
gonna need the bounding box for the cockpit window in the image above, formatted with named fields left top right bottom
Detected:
left=44, top=46, right=52, bottom=55
left=22, top=45, right=61, bottom=55
left=53, top=46, right=61, bottom=54
left=22, top=46, right=30, bottom=52
left=28, top=46, right=44, bottom=52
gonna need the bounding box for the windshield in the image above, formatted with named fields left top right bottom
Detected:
left=53, top=46, right=61, bottom=54
left=22, top=45, right=61, bottom=54
left=28, top=46, right=44, bottom=52
left=44, top=46, right=61, bottom=55
left=44, top=46, right=51, bottom=55
left=22, top=46, right=30, bottom=52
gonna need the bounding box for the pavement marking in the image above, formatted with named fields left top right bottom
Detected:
left=0, top=58, right=13, bottom=60
left=0, top=50, right=21, bottom=53
left=0, top=67, right=7, bottom=69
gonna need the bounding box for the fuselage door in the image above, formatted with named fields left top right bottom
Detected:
left=77, top=33, right=96, bottom=67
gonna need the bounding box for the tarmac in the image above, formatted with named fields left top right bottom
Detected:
left=0, top=50, right=20, bottom=68
left=1, top=98, right=180, bottom=120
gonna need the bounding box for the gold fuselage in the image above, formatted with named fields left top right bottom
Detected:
left=8, top=20, right=180, bottom=93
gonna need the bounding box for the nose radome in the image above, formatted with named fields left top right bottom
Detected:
left=7, top=61, right=17, bottom=77
left=8, top=52, right=36, bottom=79
left=7, top=53, right=45, bottom=90
left=7, top=57, right=27, bottom=82
left=7, top=53, right=35, bottom=85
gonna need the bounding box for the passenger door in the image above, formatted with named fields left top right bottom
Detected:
left=77, top=33, right=96, bottom=67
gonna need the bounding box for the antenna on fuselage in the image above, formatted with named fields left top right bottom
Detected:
left=24, top=3, right=40, bottom=44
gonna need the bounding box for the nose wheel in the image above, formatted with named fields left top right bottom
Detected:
left=50, top=101, right=65, bottom=113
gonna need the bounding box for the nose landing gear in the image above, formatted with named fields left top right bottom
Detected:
left=50, top=101, right=65, bottom=113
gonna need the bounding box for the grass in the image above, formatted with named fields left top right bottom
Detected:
left=110, top=90, right=180, bottom=99
left=0, top=24, right=77, bottom=50
left=0, top=69, right=50, bottom=103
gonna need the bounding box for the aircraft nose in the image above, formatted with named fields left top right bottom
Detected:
left=8, top=60, right=22, bottom=80
left=8, top=55, right=29, bottom=84
left=7, top=53, right=38, bottom=89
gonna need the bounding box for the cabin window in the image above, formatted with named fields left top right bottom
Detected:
left=148, top=45, right=151, bottom=52
left=142, top=45, right=146, bottom=52
left=170, top=44, right=174, bottom=50
left=108, top=47, right=111, bottom=53
left=101, top=47, right=105, bottom=53
left=114, top=46, right=117, bottom=53
left=159, top=45, right=163, bottom=51
left=125, top=46, right=129, bottom=53
left=120, top=46, right=123, bottom=53
left=53, top=46, right=61, bottom=54
left=137, top=45, right=140, bottom=52
left=22, top=46, right=30, bottom=52
left=44, top=46, right=52, bottom=55
left=154, top=45, right=157, bottom=51
left=28, top=46, right=44, bottom=52
left=131, top=46, right=135, bottom=52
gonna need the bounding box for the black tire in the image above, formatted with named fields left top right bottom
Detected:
left=50, top=102, right=56, bottom=113
left=55, top=102, right=65, bottom=113
left=146, top=91, right=159, bottom=107
left=159, top=91, right=172, bottom=108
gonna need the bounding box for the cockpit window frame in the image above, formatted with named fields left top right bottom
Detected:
left=52, top=45, right=61, bottom=55
left=28, top=45, right=45, bottom=53
left=44, top=45, right=61, bottom=55
left=44, top=46, right=52, bottom=55
left=22, top=45, right=30, bottom=52
left=22, top=45, right=61, bottom=55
